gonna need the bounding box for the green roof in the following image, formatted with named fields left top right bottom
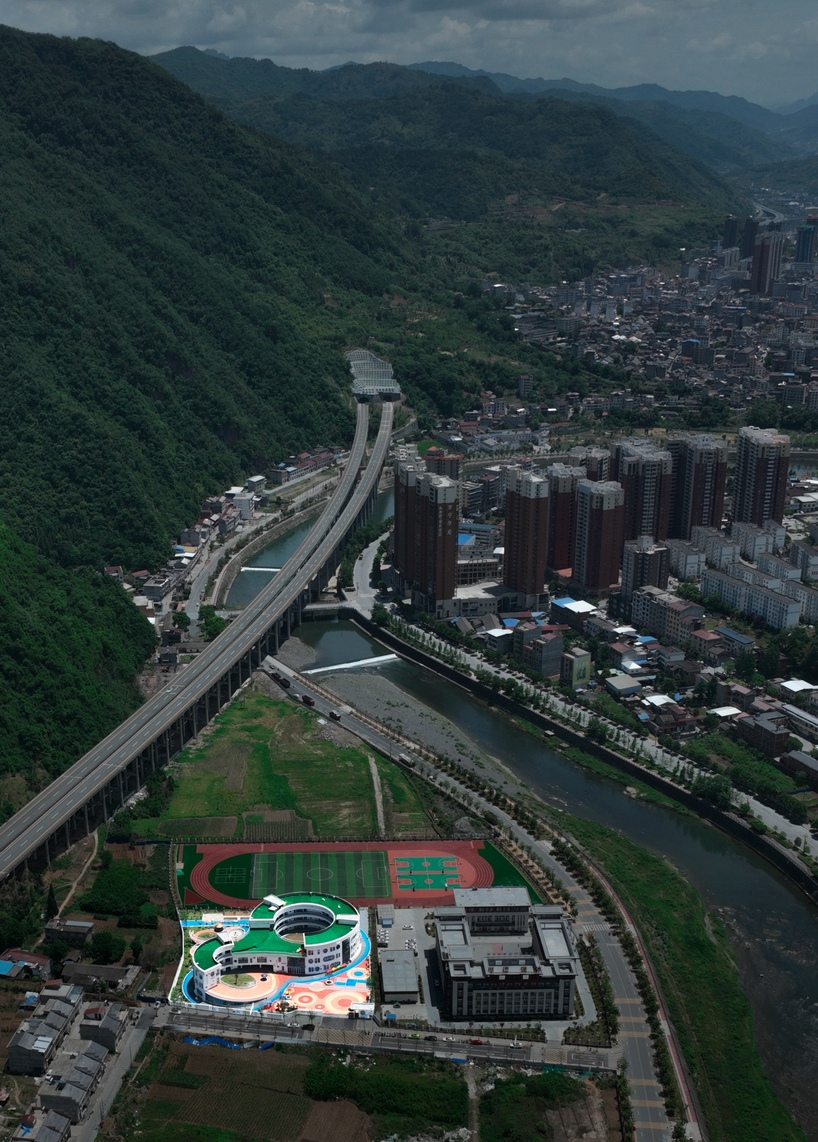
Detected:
left=193, top=939, right=219, bottom=970
left=192, top=893, right=358, bottom=970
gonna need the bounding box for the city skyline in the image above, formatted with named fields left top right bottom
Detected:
left=2, top=1, right=818, bottom=107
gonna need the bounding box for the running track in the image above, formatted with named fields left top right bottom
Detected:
left=186, top=840, right=494, bottom=909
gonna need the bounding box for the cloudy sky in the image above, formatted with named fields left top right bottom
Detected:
left=3, top=0, right=818, bottom=107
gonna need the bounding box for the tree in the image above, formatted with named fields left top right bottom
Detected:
left=130, top=935, right=144, bottom=964
left=692, top=773, right=734, bottom=810
left=587, top=716, right=609, bottom=744
left=173, top=611, right=191, bottom=631
left=88, top=930, right=126, bottom=965
left=733, top=648, right=756, bottom=683
left=199, top=605, right=228, bottom=641
left=372, top=602, right=390, bottom=627
left=139, top=942, right=160, bottom=972
left=45, top=883, right=58, bottom=921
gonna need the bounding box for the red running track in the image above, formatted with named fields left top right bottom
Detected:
left=186, top=840, right=495, bottom=909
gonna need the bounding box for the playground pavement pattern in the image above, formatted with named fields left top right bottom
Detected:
left=179, top=840, right=495, bottom=910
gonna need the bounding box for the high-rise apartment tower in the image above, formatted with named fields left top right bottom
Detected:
left=573, top=480, right=625, bottom=593
left=503, top=467, right=550, bottom=599
left=733, top=426, right=790, bottom=526
left=667, top=434, right=728, bottom=540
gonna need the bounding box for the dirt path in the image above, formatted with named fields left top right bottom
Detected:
left=368, top=755, right=386, bottom=836
left=465, top=1065, right=480, bottom=1140
left=57, top=829, right=98, bottom=916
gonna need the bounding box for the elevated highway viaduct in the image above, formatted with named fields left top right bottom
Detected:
left=0, top=398, right=394, bottom=880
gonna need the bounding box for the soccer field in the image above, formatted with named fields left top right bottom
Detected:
left=208, top=849, right=391, bottom=900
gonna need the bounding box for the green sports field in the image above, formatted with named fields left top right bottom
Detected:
left=209, top=849, right=392, bottom=900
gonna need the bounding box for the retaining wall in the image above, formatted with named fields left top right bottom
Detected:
left=346, top=611, right=818, bottom=904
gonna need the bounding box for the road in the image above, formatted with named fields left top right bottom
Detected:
left=0, top=399, right=393, bottom=880
left=265, top=657, right=678, bottom=1141
left=155, top=1004, right=615, bottom=1071
left=382, top=615, right=814, bottom=850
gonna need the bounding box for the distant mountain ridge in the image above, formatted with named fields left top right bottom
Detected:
left=152, top=46, right=746, bottom=217
left=408, top=61, right=782, bottom=132
left=152, top=47, right=796, bottom=174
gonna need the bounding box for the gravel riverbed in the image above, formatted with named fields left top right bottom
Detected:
left=277, top=636, right=520, bottom=786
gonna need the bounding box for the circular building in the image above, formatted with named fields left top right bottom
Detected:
left=191, top=892, right=363, bottom=1002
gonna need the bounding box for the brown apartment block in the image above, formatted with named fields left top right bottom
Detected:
left=424, top=447, right=464, bottom=483
left=732, top=425, right=790, bottom=526
left=667, top=434, right=728, bottom=539
left=413, top=472, right=459, bottom=616
left=611, top=440, right=672, bottom=541
left=546, top=463, right=585, bottom=574
left=503, top=467, right=550, bottom=598
left=572, top=480, right=625, bottom=593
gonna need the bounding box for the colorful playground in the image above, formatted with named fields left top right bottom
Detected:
left=178, top=839, right=498, bottom=910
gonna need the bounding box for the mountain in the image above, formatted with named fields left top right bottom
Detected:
left=409, top=62, right=782, bottom=133
left=4, top=26, right=642, bottom=796
left=0, top=27, right=422, bottom=571
left=153, top=48, right=745, bottom=220
left=775, top=92, right=818, bottom=115
left=0, top=24, right=434, bottom=795
left=153, top=49, right=783, bottom=180
left=774, top=103, right=818, bottom=152
left=538, top=89, right=792, bottom=172
left=739, top=153, right=818, bottom=197
left=151, top=46, right=497, bottom=103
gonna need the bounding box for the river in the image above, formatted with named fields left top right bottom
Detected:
left=228, top=487, right=818, bottom=1133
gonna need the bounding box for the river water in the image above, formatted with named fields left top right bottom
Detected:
left=231, top=487, right=818, bottom=1133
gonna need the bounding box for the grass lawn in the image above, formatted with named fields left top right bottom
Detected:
left=480, top=841, right=542, bottom=902
left=564, top=813, right=805, bottom=1142
left=129, top=687, right=429, bottom=840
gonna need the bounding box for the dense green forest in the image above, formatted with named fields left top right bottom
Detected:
left=154, top=48, right=746, bottom=222
left=0, top=521, right=154, bottom=801
left=0, top=24, right=663, bottom=793
left=0, top=26, right=411, bottom=570
left=156, top=48, right=795, bottom=171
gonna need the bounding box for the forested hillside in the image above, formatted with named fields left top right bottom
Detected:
left=0, top=523, right=155, bottom=805
left=154, top=48, right=746, bottom=220
left=0, top=25, right=635, bottom=794
left=0, top=27, right=423, bottom=570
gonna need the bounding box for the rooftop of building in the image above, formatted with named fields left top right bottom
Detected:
left=193, top=893, right=359, bottom=970
left=379, top=950, right=417, bottom=993
left=453, top=887, right=531, bottom=909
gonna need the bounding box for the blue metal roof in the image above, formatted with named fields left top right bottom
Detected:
left=713, top=626, right=754, bottom=646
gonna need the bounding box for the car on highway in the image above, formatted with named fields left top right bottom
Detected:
left=469, top=1038, right=484, bottom=1045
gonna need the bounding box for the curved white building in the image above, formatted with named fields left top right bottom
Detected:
left=191, top=892, right=363, bottom=1001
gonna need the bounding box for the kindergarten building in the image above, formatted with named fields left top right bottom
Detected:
left=191, top=892, right=363, bottom=1002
